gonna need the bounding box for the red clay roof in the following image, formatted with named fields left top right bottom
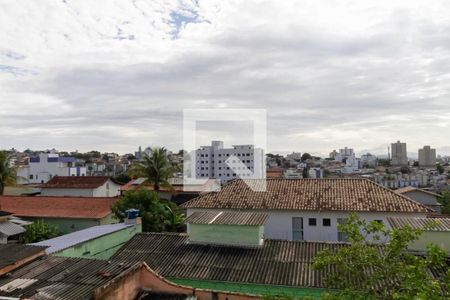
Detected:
left=182, top=178, right=432, bottom=213
left=0, top=196, right=117, bottom=219
left=40, top=176, right=115, bottom=189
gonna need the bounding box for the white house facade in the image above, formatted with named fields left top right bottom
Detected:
left=182, top=178, right=431, bottom=242
left=40, top=176, right=122, bottom=197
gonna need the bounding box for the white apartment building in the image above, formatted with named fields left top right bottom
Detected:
left=391, top=141, right=408, bottom=166
left=418, top=145, right=436, bottom=167
left=194, top=141, right=265, bottom=183
left=360, top=153, right=377, bottom=167
left=335, top=147, right=359, bottom=173
left=17, top=153, right=87, bottom=184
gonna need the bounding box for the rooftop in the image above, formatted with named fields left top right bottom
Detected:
left=32, top=223, right=133, bottom=254
left=112, top=232, right=345, bottom=289
left=394, top=186, right=441, bottom=197
left=40, top=176, right=118, bottom=189
left=185, top=211, right=268, bottom=226
left=182, top=179, right=431, bottom=213
left=0, top=221, right=26, bottom=237
left=0, top=196, right=118, bottom=219
left=388, top=217, right=450, bottom=232
left=0, top=244, right=47, bottom=270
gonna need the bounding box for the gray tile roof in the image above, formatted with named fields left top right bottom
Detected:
left=32, top=223, right=132, bottom=254
left=0, top=221, right=25, bottom=236
left=185, top=211, right=268, bottom=226
left=388, top=217, right=450, bottom=231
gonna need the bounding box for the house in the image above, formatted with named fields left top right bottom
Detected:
left=388, top=217, right=450, bottom=253
left=181, top=178, right=431, bottom=242
left=0, top=210, right=26, bottom=244
left=0, top=196, right=118, bottom=233
left=394, top=186, right=442, bottom=212
left=40, top=176, right=122, bottom=197
left=16, top=153, right=87, bottom=184
left=32, top=211, right=142, bottom=259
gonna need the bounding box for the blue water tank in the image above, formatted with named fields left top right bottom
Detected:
left=125, top=209, right=139, bottom=219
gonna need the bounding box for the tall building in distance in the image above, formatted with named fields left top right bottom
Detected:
left=418, top=145, right=436, bottom=167
left=391, top=141, right=408, bottom=166
left=193, top=141, right=265, bottom=183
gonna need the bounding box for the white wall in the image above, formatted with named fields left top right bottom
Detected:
left=40, top=180, right=121, bottom=197
left=186, top=208, right=427, bottom=242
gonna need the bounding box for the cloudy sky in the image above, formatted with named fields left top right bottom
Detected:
left=1, top=0, right=450, bottom=156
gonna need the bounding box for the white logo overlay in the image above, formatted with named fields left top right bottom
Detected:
left=183, top=109, right=267, bottom=192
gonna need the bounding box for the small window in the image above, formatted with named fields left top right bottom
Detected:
left=29, top=174, right=34, bottom=179
left=323, top=218, right=331, bottom=227
left=308, top=218, right=317, bottom=226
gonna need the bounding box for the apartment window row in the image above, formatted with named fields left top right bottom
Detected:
left=308, top=218, right=331, bottom=227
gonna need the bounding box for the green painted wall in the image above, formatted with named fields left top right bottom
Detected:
left=189, top=224, right=263, bottom=246
left=409, top=231, right=450, bottom=253
left=170, top=278, right=331, bottom=299
left=25, top=214, right=117, bottom=234
left=54, top=223, right=142, bottom=260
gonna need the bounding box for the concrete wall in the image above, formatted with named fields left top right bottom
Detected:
left=187, top=209, right=427, bottom=242
left=188, top=224, right=263, bottom=246
left=55, top=224, right=142, bottom=259
left=40, top=180, right=121, bottom=197
left=408, top=231, right=450, bottom=253
left=402, top=191, right=440, bottom=212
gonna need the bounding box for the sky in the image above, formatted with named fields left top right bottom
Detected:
left=1, top=0, right=450, bottom=157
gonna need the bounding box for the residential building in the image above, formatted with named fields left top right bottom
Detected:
left=193, top=141, right=265, bottom=183
left=16, top=153, right=87, bottom=184
left=388, top=217, right=450, bottom=253
left=40, top=176, right=122, bottom=197
left=266, top=167, right=284, bottom=179
left=0, top=210, right=26, bottom=244
left=33, top=214, right=142, bottom=259
left=394, top=186, right=442, bottom=212
left=391, top=141, right=408, bottom=166
left=0, top=196, right=118, bottom=233
left=182, top=179, right=430, bottom=242
left=308, top=167, right=323, bottom=178
left=335, top=147, right=359, bottom=173
left=418, top=145, right=437, bottom=168
left=360, top=153, right=377, bottom=168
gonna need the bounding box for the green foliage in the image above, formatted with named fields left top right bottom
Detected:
left=436, top=164, right=444, bottom=175
left=21, top=219, right=61, bottom=243
left=438, top=191, right=450, bottom=215
left=111, top=188, right=184, bottom=232
left=0, top=151, right=16, bottom=195
left=128, top=147, right=174, bottom=191
left=313, top=213, right=449, bottom=299
left=301, top=153, right=312, bottom=162
left=114, top=173, right=131, bottom=184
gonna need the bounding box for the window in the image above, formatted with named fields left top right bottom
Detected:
left=337, top=218, right=348, bottom=242
left=308, top=218, right=317, bottom=226
left=323, top=218, right=331, bottom=227
left=29, top=174, right=33, bottom=179
left=292, top=217, right=303, bottom=240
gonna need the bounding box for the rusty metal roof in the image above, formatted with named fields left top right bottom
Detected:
left=181, top=179, right=431, bottom=213
left=185, top=211, right=268, bottom=226
left=112, top=232, right=347, bottom=288
left=387, top=217, right=450, bottom=231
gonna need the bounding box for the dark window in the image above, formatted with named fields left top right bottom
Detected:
left=308, top=218, right=317, bottom=226
left=323, top=218, right=331, bottom=226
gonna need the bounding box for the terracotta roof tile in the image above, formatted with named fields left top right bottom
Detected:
left=182, top=178, right=431, bottom=213
left=0, top=196, right=117, bottom=219
left=40, top=176, right=114, bottom=189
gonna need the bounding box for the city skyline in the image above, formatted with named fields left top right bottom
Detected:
left=1, top=1, right=450, bottom=155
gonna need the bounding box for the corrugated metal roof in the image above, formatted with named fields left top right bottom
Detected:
left=182, top=179, right=431, bottom=213
left=387, top=217, right=450, bottom=231
left=0, top=244, right=47, bottom=269
left=111, top=233, right=347, bottom=288
left=32, top=223, right=132, bottom=254
left=185, top=211, right=268, bottom=226
left=0, top=256, right=140, bottom=300
left=0, top=221, right=25, bottom=236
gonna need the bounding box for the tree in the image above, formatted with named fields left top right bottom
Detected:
left=313, top=213, right=449, bottom=299
left=111, top=189, right=184, bottom=232
left=0, top=151, right=15, bottom=195
left=438, top=191, right=450, bottom=215
left=128, top=147, right=174, bottom=191
left=301, top=153, right=312, bottom=162
left=21, top=219, right=60, bottom=243
left=437, top=164, right=444, bottom=175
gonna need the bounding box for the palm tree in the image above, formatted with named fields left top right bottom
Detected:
left=129, top=147, right=174, bottom=191
left=0, top=151, right=15, bottom=195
